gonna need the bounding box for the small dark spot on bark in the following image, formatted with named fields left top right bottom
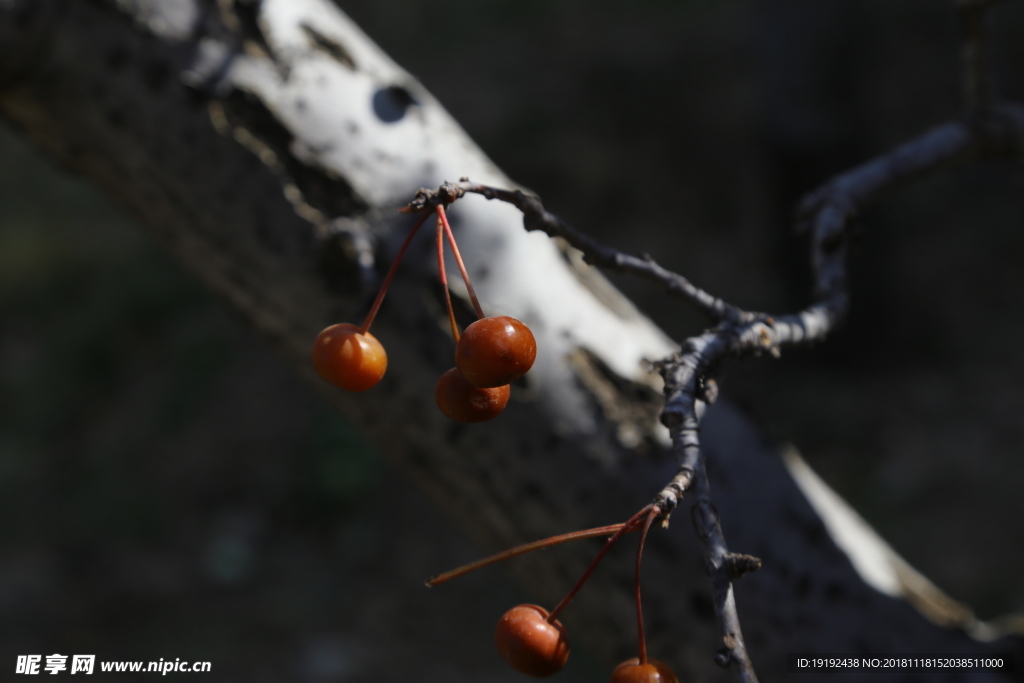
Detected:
left=300, top=23, right=356, bottom=69
left=372, top=85, right=417, bottom=124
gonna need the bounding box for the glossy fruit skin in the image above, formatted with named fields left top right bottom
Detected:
left=610, top=658, right=678, bottom=683
left=494, top=604, right=570, bottom=678
left=455, top=316, right=536, bottom=388
left=311, top=323, right=387, bottom=392
left=435, top=368, right=510, bottom=423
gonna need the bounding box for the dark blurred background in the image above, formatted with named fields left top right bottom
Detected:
left=1, top=0, right=1023, bottom=680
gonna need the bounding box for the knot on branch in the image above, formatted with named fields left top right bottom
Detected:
left=659, top=402, right=686, bottom=430
left=723, top=552, right=763, bottom=580
left=699, top=377, right=719, bottom=405
left=652, top=471, right=693, bottom=524
left=399, top=181, right=466, bottom=213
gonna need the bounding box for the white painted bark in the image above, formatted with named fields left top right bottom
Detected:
left=0, top=0, right=1019, bottom=680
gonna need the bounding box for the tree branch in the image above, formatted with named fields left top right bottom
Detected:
left=404, top=181, right=755, bottom=324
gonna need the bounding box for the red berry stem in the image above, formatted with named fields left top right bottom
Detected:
left=436, top=204, right=486, bottom=320
left=359, top=210, right=432, bottom=335
left=634, top=506, right=660, bottom=666
left=546, top=505, right=655, bottom=623
left=425, top=523, right=630, bottom=588
left=436, top=211, right=461, bottom=343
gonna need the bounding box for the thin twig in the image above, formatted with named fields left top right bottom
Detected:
left=456, top=182, right=754, bottom=324
left=691, top=482, right=758, bottom=683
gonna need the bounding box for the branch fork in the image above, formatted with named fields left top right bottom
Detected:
left=413, top=3, right=1022, bottom=679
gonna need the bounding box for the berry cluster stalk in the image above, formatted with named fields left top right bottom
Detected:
left=634, top=506, right=660, bottom=665
left=546, top=505, right=655, bottom=622
left=437, top=204, right=485, bottom=320
left=359, top=211, right=431, bottom=334
left=436, top=212, right=461, bottom=342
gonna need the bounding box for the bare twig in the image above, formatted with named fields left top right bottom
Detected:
left=404, top=181, right=754, bottom=324
left=692, top=473, right=758, bottom=683
left=403, top=5, right=1024, bottom=680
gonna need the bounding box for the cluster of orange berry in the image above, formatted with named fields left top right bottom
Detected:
left=314, top=195, right=675, bottom=680
left=428, top=505, right=678, bottom=681
left=311, top=203, right=536, bottom=422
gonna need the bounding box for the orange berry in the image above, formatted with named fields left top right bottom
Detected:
left=311, top=323, right=387, bottom=392
left=455, top=316, right=536, bottom=388
left=435, top=368, right=510, bottom=423
left=494, top=604, right=570, bottom=678
left=610, top=658, right=678, bottom=683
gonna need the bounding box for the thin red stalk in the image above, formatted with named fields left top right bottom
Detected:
left=547, top=505, right=654, bottom=623
left=425, top=524, right=627, bottom=587
left=436, top=213, right=460, bottom=343
left=635, top=506, right=659, bottom=666
left=436, top=204, right=486, bottom=319
left=359, top=211, right=431, bottom=334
